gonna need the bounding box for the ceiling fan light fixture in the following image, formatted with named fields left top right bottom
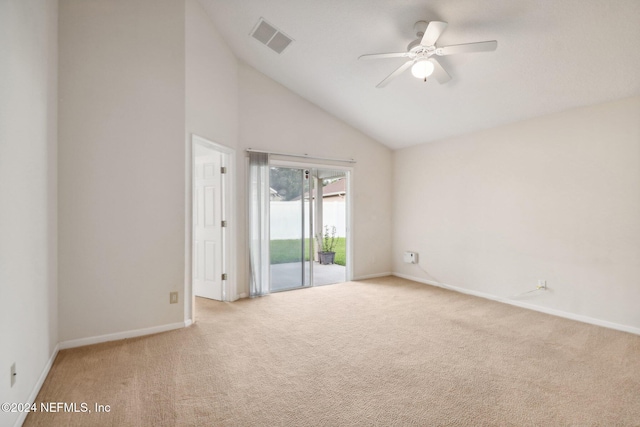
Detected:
left=360, top=20, right=497, bottom=87
left=411, top=59, right=435, bottom=79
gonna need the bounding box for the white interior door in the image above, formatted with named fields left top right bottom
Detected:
left=194, top=153, right=224, bottom=300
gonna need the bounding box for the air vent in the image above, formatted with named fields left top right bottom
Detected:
left=250, top=18, right=293, bottom=54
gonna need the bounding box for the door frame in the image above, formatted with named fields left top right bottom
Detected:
left=269, top=159, right=353, bottom=285
left=186, top=134, right=236, bottom=324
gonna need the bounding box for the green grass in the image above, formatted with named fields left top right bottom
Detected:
left=332, top=238, right=346, bottom=266
left=270, top=238, right=346, bottom=266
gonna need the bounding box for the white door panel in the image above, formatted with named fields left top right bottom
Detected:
left=204, top=186, right=216, bottom=227
left=204, top=241, right=216, bottom=281
left=194, top=153, right=224, bottom=301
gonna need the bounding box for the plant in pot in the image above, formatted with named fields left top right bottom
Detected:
left=316, top=225, right=337, bottom=265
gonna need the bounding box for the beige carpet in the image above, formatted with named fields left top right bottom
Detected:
left=26, top=277, right=640, bottom=426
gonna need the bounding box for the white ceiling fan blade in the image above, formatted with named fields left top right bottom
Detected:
left=421, top=21, right=448, bottom=46
left=430, top=58, right=451, bottom=84
left=359, top=52, right=411, bottom=60
left=437, top=40, right=498, bottom=56
left=376, top=60, right=414, bottom=88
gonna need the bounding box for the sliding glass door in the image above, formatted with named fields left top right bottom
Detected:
left=267, top=164, right=350, bottom=292
left=269, top=167, right=312, bottom=291
left=312, top=169, right=348, bottom=286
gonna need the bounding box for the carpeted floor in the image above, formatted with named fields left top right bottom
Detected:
left=25, top=276, right=640, bottom=426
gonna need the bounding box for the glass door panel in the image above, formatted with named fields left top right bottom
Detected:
left=269, top=167, right=312, bottom=291
left=312, top=169, right=347, bottom=286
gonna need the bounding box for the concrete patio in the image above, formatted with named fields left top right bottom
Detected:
left=270, top=262, right=346, bottom=292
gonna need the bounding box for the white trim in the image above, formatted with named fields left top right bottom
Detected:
left=353, top=272, right=392, bottom=281
left=187, top=135, right=238, bottom=314
left=344, top=170, right=354, bottom=282
left=13, top=345, right=60, bottom=427
left=392, top=272, right=640, bottom=336
left=247, top=147, right=356, bottom=164
left=58, top=321, right=188, bottom=350
left=271, top=159, right=353, bottom=171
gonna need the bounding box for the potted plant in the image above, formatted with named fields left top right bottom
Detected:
left=316, top=225, right=337, bottom=265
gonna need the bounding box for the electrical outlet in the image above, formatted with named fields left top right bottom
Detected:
left=10, top=363, right=16, bottom=387
left=537, top=280, right=547, bottom=290
left=170, top=292, right=178, bottom=304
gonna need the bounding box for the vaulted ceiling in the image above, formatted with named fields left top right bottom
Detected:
left=199, top=0, right=640, bottom=149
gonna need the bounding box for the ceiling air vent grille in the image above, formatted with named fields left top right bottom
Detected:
left=250, top=18, right=293, bottom=54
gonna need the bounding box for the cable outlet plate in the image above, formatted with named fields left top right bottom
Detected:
left=403, top=252, right=418, bottom=264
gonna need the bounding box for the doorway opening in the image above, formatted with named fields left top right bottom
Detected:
left=189, top=135, right=236, bottom=322
left=269, top=162, right=351, bottom=292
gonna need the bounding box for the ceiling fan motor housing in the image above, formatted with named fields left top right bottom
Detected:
left=408, top=20, right=438, bottom=52
left=407, top=39, right=421, bottom=51
left=413, top=20, right=428, bottom=37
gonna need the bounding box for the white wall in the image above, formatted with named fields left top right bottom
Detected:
left=58, top=0, right=186, bottom=342
left=185, top=0, right=237, bottom=147
left=393, top=96, right=640, bottom=331
left=238, top=64, right=393, bottom=288
left=185, top=0, right=239, bottom=311
left=0, top=0, right=58, bottom=425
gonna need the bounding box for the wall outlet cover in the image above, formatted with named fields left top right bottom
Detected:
left=170, top=292, right=178, bottom=304
left=403, top=252, right=418, bottom=264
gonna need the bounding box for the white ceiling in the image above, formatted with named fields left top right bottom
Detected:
left=199, top=0, right=640, bottom=150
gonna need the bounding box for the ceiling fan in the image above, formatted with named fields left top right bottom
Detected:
left=359, top=20, right=497, bottom=88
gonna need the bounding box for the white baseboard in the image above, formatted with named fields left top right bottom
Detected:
left=59, top=321, right=189, bottom=350
left=353, top=272, right=392, bottom=281
left=392, top=272, right=640, bottom=336
left=14, top=344, right=60, bottom=427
